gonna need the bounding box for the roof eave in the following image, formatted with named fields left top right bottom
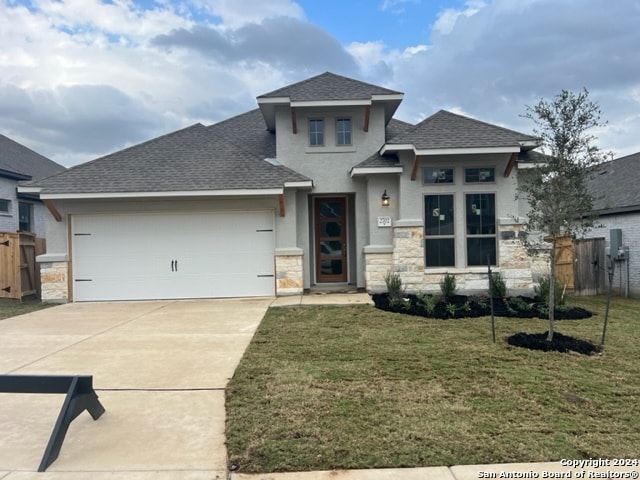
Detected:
left=350, top=167, right=403, bottom=178
left=38, top=188, right=285, bottom=200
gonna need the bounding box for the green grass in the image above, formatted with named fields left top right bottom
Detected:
left=225, top=296, right=640, bottom=473
left=0, top=297, right=54, bottom=320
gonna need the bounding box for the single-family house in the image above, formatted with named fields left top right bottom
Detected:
left=0, top=134, right=66, bottom=236
left=20, top=72, right=542, bottom=302
left=582, top=151, right=640, bottom=296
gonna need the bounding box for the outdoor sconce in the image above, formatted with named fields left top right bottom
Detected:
left=381, top=190, right=390, bottom=207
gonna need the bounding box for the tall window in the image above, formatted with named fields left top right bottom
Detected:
left=424, top=195, right=455, bottom=267
left=309, top=119, right=324, bottom=146
left=336, top=118, right=351, bottom=145
left=465, top=193, right=496, bottom=266
left=19, top=202, right=33, bottom=232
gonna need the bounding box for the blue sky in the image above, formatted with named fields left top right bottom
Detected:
left=1, top=0, right=639, bottom=166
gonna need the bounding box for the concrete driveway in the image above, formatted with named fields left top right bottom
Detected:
left=0, top=297, right=272, bottom=479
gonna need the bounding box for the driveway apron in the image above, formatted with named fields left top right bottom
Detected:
left=0, top=298, right=271, bottom=479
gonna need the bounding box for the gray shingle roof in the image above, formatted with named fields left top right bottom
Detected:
left=258, top=72, right=402, bottom=102
left=29, top=121, right=309, bottom=195
left=588, top=152, right=640, bottom=212
left=387, top=110, right=538, bottom=150
left=0, top=133, right=66, bottom=181
left=353, top=118, right=413, bottom=169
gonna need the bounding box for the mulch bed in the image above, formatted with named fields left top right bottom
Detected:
left=506, top=331, right=603, bottom=355
left=370, top=293, right=593, bottom=321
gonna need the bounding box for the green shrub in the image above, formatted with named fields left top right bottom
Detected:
left=489, top=272, right=507, bottom=298
left=439, top=273, right=458, bottom=298
left=384, top=271, right=405, bottom=306
left=535, top=275, right=566, bottom=306
left=416, top=292, right=439, bottom=315
left=445, top=303, right=457, bottom=317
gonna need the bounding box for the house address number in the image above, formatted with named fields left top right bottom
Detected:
left=377, top=216, right=392, bottom=228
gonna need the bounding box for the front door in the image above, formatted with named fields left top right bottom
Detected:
left=314, top=197, right=348, bottom=283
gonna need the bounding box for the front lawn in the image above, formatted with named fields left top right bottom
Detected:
left=225, top=296, right=640, bottom=473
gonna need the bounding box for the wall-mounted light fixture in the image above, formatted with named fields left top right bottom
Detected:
left=381, top=189, right=390, bottom=207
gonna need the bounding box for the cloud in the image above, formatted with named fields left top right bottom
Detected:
left=187, top=0, right=305, bottom=28
left=432, top=0, right=486, bottom=35
left=151, top=16, right=359, bottom=76
left=391, top=0, right=640, bottom=156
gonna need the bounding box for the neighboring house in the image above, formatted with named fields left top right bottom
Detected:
left=21, top=72, right=542, bottom=303
left=0, top=134, right=66, bottom=237
left=581, top=152, right=640, bottom=296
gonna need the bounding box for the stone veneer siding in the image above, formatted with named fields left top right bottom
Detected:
left=39, top=261, right=69, bottom=302
left=275, top=253, right=303, bottom=295
left=365, top=222, right=534, bottom=294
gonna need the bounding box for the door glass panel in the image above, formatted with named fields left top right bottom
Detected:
left=320, top=221, right=342, bottom=237
left=320, top=259, right=343, bottom=275
left=320, top=241, right=342, bottom=256
left=319, top=202, right=342, bottom=218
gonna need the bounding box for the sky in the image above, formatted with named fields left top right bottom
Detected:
left=1, top=0, right=639, bottom=167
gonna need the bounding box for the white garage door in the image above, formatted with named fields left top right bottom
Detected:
left=71, top=211, right=275, bottom=301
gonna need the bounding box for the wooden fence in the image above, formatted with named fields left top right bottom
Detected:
left=554, top=236, right=605, bottom=296
left=0, top=232, right=46, bottom=300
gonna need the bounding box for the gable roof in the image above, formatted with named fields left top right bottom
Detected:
left=258, top=72, right=402, bottom=102
left=0, top=133, right=66, bottom=181
left=25, top=122, right=310, bottom=197
left=588, top=151, right=640, bottom=214
left=384, top=110, right=539, bottom=154
left=257, top=72, right=404, bottom=131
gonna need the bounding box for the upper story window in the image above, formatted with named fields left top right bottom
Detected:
left=465, top=167, right=495, bottom=183
left=335, top=118, right=351, bottom=146
left=19, top=202, right=33, bottom=232
left=0, top=199, right=10, bottom=214
left=309, top=119, right=324, bottom=146
left=423, top=167, right=454, bottom=184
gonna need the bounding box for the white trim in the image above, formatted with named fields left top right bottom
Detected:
left=257, top=97, right=289, bottom=104
left=371, top=94, right=404, bottom=101
left=16, top=186, right=42, bottom=194
left=381, top=144, right=520, bottom=156
left=40, top=188, right=284, bottom=200
left=517, top=162, right=544, bottom=169
left=291, top=99, right=371, bottom=108
left=284, top=181, right=313, bottom=188
left=350, top=167, right=403, bottom=177
left=519, top=140, right=540, bottom=148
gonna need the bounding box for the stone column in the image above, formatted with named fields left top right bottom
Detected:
left=275, top=248, right=304, bottom=295
left=392, top=220, right=424, bottom=293
left=363, top=245, right=393, bottom=293
left=37, top=254, right=69, bottom=303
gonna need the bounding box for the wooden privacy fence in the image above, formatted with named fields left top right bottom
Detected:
left=554, top=236, right=605, bottom=296
left=0, top=232, right=46, bottom=300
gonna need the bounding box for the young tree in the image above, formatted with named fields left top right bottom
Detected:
left=519, top=89, right=608, bottom=341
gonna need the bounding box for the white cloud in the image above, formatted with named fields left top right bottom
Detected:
left=432, top=0, right=486, bottom=35
left=188, top=0, right=305, bottom=28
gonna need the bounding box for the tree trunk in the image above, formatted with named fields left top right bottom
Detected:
left=548, top=239, right=556, bottom=341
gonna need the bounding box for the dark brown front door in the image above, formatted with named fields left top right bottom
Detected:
left=314, top=197, right=348, bottom=283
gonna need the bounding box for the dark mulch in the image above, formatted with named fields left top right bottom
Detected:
left=506, top=331, right=603, bottom=355
left=371, top=293, right=593, bottom=321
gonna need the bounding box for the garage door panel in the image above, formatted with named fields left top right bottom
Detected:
left=72, top=211, right=275, bottom=301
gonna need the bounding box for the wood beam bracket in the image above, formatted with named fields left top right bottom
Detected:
left=363, top=105, right=370, bottom=132
left=410, top=153, right=419, bottom=181
left=291, top=107, right=297, bottom=134
left=278, top=194, right=285, bottom=217
left=43, top=200, right=62, bottom=222
left=504, top=152, right=518, bottom=177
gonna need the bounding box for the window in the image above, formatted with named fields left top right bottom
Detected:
left=335, top=118, right=351, bottom=145
left=423, top=167, right=454, bottom=184
left=424, top=195, right=455, bottom=267
left=0, top=199, right=10, bottom=214
left=309, top=119, right=324, bottom=146
left=465, top=193, right=496, bottom=266
left=19, top=202, right=33, bottom=232
left=465, top=167, right=495, bottom=183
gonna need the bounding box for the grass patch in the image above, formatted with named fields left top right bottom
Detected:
left=226, top=296, right=640, bottom=473
left=0, top=297, right=54, bottom=320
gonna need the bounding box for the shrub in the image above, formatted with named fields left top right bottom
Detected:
left=535, top=275, right=566, bottom=306
left=384, top=271, right=405, bottom=306
left=445, top=302, right=457, bottom=317
left=490, top=272, right=507, bottom=298
left=439, top=273, right=458, bottom=298
left=416, top=292, right=439, bottom=315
